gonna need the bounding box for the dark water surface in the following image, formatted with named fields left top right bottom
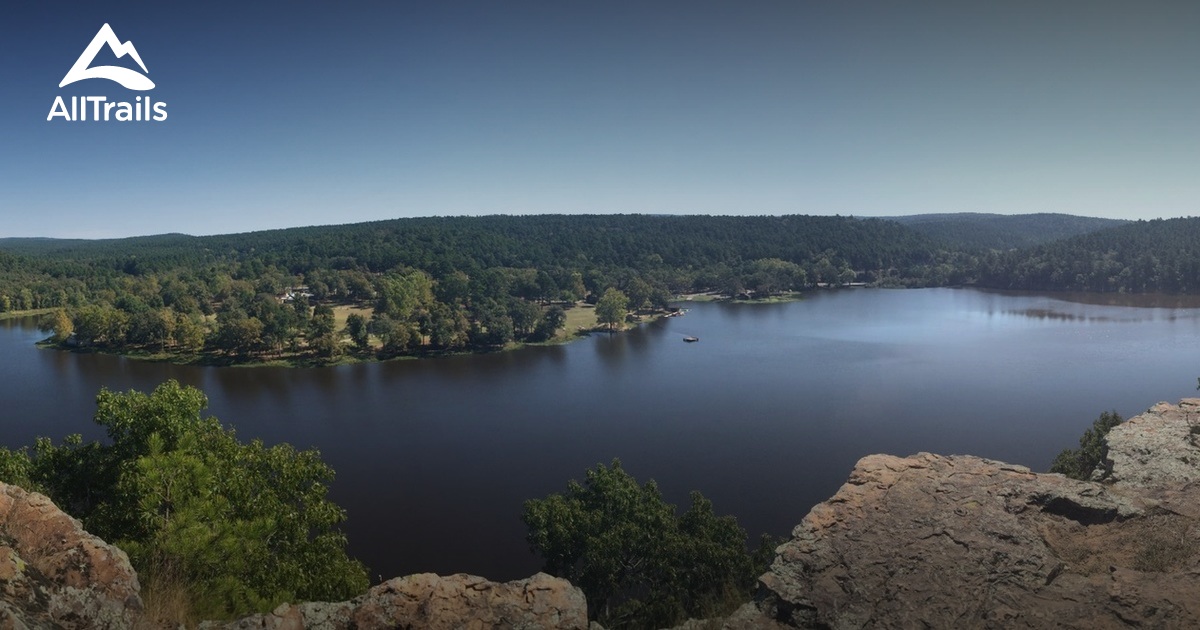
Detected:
left=3, top=288, right=1199, bottom=581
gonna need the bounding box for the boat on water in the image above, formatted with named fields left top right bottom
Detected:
left=683, top=336, right=699, bottom=342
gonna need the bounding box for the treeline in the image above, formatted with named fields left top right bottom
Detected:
left=31, top=265, right=585, bottom=361
left=890, top=212, right=1127, bottom=250
left=7, top=212, right=1190, bottom=361
left=977, top=217, right=1200, bottom=293
left=0, top=215, right=958, bottom=361
left=0, top=215, right=943, bottom=276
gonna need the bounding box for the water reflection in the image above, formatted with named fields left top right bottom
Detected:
left=979, top=288, right=1200, bottom=309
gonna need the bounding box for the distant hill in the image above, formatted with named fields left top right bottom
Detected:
left=0, top=215, right=942, bottom=276
left=0, top=234, right=195, bottom=257
left=977, top=217, right=1200, bottom=293
left=885, top=213, right=1127, bottom=250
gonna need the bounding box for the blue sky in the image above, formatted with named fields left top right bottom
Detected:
left=3, top=1, right=1200, bottom=238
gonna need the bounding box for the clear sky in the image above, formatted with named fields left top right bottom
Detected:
left=4, top=1, right=1199, bottom=238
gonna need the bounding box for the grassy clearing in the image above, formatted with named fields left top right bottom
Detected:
left=677, top=292, right=723, bottom=302
left=0, top=307, right=55, bottom=321
left=728, top=291, right=805, bottom=304
left=560, top=303, right=598, bottom=337
left=332, top=304, right=375, bottom=331
left=677, top=292, right=804, bottom=304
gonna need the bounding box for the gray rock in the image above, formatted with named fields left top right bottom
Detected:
left=208, top=572, right=589, bottom=630
left=1106, top=398, right=1200, bottom=490
left=0, top=482, right=142, bottom=629
left=728, top=400, right=1200, bottom=628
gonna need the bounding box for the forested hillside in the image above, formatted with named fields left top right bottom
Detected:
left=1, top=215, right=940, bottom=274
left=0, top=215, right=959, bottom=363
left=977, top=217, right=1200, bottom=293
left=4, top=212, right=1194, bottom=364
left=887, top=213, right=1126, bottom=250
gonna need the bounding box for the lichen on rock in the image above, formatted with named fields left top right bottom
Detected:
left=0, top=482, right=142, bottom=629
left=206, top=572, right=589, bottom=630
left=726, top=399, right=1200, bottom=629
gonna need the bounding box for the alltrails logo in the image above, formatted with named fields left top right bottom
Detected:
left=48, top=23, right=167, bottom=122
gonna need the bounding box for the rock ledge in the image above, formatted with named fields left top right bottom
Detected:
left=727, top=399, right=1200, bottom=629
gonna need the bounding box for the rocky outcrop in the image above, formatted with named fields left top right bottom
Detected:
left=0, top=479, right=586, bottom=630
left=14, top=400, right=1200, bottom=629
left=206, top=572, right=589, bottom=630
left=0, top=482, right=142, bottom=629
left=726, top=399, right=1200, bottom=629
left=1105, top=398, right=1200, bottom=490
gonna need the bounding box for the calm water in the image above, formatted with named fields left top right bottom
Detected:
left=3, top=288, right=1200, bottom=581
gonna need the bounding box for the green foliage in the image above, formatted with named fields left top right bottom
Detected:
left=523, top=460, right=774, bottom=629
left=18, top=212, right=1180, bottom=364
left=891, top=213, right=1126, bottom=250
left=0, top=381, right=368, bottom=619
left=308, top=304, right=342, bottom=358
left=37, top=309, right=74, bottom=343
left=595, top=288, right=628, bottom=332
left=531, top=305, right=566, bottom=341
left=345, top=313, right=369, bottom=351
left=1049, top=410, right=1124, bottom=480
left=977, top=217, right=1200, bottom=292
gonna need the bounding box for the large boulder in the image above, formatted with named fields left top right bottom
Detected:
left=208, top=572, right=589, bottom=630
left=0, top=482, right=142, bottom=629
left=728, top=399, right=1200, bottom=629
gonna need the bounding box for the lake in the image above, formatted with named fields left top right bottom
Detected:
left=3, top=287, right=1200, bottom=582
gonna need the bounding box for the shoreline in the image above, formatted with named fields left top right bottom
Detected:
left=679, top=290, right=807, bottom=304
left=32, top=306, right=676, bottom=369
left=0, top=308, right=55, bottom=322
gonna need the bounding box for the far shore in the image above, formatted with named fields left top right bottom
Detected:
left=678, top=290, right=809, bottom=304
left=0, top=307, right=55, bottom=322
left=30, top=303, right=676, bottom=369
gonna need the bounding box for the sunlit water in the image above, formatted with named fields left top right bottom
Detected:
left=3, top=288, right=1199, bottom=581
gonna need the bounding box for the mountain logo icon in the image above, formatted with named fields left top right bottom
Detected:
left=59, top=23, right=155, bottom=91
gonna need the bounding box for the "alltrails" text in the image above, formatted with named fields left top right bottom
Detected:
left=47, top=95, right=167, bottom=122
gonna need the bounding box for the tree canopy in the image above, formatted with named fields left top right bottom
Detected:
left=595, top=288, right=629, bottom=332
left=0, top=381, right=368, bottom=621
left=1049, top=410, right=1124, bottom=481
left=1, top=212, right=1189, bottom=366
left=523, top=460, right=773, bottom=629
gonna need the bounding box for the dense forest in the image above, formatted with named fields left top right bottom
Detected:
left=889, top=212, right=1127, bottom=250
left=0, top=215, right=960, bottom=363
left=976, top=217, right=1200, bottom=293
left=0, top=213, right=1191, bottom=363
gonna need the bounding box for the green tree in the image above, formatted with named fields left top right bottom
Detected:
left=345, top=313, right=369, bottom=351
left=128, top=308, right=176, bottom=349
left=595, top=288, right=628, bottom=332
left=624, top=277, right=653, bottom=312
left=428, top=302, right=469, bottom=349
left=371, top=314, right=419, bottom=355
left=523, top=460, right=773, bottom=629
left=0, top=381, right=368, bottom=619
left=308, top=304, right=342, bottom=358
left=531, top=305, right=566, bottom=341
left=214, top=309, right=265, bottom=357
left=1050, top=410, right=1123, bottom=480
left=508, top=298, right=542, bottom=339
left=470, top=299, right=515, bottom=346
left=40, top=309, right=74, bottom=343
left=308, top=304, right=336, bottom=338
left=174, top=313, right=207, bottom=352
